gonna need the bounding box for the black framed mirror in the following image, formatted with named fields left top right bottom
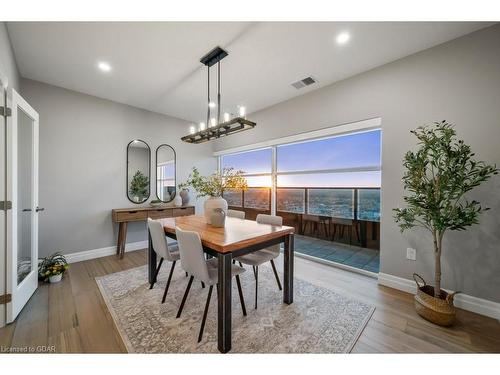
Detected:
left=156, top=144, right=176, bottom=203
left=127, top=139, right=151, bottom=204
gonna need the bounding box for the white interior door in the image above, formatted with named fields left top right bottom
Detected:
left=6, top=89, right=39, bottom=323
left=0, top=80, right=6, bottom=328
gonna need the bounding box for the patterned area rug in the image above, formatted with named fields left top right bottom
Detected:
left=96, top=263, right=374, bottom=353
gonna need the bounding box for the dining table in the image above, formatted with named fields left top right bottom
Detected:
left=147, top=215, right=295, bottom=353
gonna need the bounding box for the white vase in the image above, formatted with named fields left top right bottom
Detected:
left=204, top=196, right=228, bottom=224
left=49, top=274, right=62, bottom=283
left=174, top=194, right=182, bottom=207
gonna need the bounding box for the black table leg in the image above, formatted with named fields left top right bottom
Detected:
left=284, top=233, right=294, bottom=304
left=148, top=232, right=157, bottom=285
left=217, top=252, right=232, bottom=353
left=360, top=221, right=368, bottom=248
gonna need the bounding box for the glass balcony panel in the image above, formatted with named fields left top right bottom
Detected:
left=277, top=188, right=305, bottom=214
left=244, top=188, right=270, bottom=210
left=307, top=189, right=354, bottom=219
left=358, top=188, right=381, bottom=222
left=223, top=189, right=243, bottom=207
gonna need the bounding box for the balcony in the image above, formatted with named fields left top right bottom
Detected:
left=223, top=187, right=380, bottom=273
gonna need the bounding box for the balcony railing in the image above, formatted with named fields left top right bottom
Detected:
left=223, top=186, right=380, bottom=222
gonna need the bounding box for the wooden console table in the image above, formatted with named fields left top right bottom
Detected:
left=111, top=205, right=195, bottom=258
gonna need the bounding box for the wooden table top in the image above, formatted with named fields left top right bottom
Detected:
left=160, top=215, right=294, bottom=253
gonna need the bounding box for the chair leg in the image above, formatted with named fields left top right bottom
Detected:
left=269, top=259, right=282, bottom=291
left=235, top=274, right=247, bottom=316
left=254, top=266, right=259, bottom=309
left=176, top=275, right=194, bottom=318
left=161, top=260, right=176, bottom=303
left=149, top=258, right=164, bottom=289
left=238, top=261, right=243, bottom=268
left=198, top=285, right=213, bottom=343
left=201, top=282, right=205, bottom=289
left=185, top=271, right=188, bottom=277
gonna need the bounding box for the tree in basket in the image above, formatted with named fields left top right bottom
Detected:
left=129, top=170, right=149, bottom=202
left=393, top=121, right=497, bottom=326
left=184, top=167, right=248, bottom=224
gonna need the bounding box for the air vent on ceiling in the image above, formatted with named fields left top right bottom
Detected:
left=291, top=76, right=317, bottom=89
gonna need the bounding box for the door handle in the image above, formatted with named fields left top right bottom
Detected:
left=36, top=207, right=45, bottom=212
left=22, top=208, right=32, bottom=212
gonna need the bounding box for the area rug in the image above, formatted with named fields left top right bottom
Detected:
left=96, top=263, right=374, bottom=353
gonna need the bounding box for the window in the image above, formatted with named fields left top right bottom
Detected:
left=220, top=128, right=381, bottom=221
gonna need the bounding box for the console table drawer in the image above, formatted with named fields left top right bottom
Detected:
left=115, top=210, right=148, bottom=222
left=148, top=208, right=173, bottom=219
left=173, top=207, right=195, bottom=216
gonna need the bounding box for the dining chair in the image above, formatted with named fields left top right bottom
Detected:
left=227, top=209, right=245, bottom=219
left=175, top=226, right=247, bottom=343
left=147, top=218, right=181, bottom=304
left=234, top=214, right=283, bottom=309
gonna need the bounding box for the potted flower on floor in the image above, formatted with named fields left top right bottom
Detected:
left=38, top=252, right=69, bottom=283
left=184, top=167, right=248, bottom=224
left=393, top=121, right=497, bottom=326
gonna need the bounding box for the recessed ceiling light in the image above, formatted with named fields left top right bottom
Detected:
left=97, top=61, right=112, bottom=72
left=336, top=32, right=351, bottom=45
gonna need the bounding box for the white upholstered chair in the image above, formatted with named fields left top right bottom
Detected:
left=234, top=214, right=283, bottom=309
left=227, top=209, right=245, bottom=219
left=147, top=218, right=181, bottom=303
left=175, top=226, right=247, bottom=342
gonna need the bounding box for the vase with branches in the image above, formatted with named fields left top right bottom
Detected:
left=393, top=121, right=497, bottom=324
left=184, top=167, right=248, bottom=224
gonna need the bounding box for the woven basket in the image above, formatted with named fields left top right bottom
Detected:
left=413, top=273, right=458, bottom=327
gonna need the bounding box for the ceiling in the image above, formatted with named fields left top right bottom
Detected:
left=7, top=22, right=493, bottom=123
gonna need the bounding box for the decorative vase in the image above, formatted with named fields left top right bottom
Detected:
left=204, top=196, right=228, bottom=224
left=49, top=274, right=62, bottom=283
left=174, top=195, right=182, bottom=207
left=413, top=273, right=458, bottom=326
left=179, top=189, right=190, bottom=205
left=211, top=208, right=226, bottom=228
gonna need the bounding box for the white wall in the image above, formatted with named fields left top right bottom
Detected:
left=213, top=24, right=500, bottom=303
left=20, top=78, right=216, bottom=258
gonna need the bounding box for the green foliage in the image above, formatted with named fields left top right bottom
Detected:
left=38, top=252, right=69, bottom=281
left=394, top=121, right=497, bottom=298
left=129, top=170, right=149, bottom=201
left=184, top=167, right=248, bottom=198
left=393, top=121, right=497, bottom=234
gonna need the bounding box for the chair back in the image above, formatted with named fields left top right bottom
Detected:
left=227, top=209, right=245, bottom=219
left=256, top=214, right=282, bottom=255
left=147, top=218, right=170, bottom=259
left=175, top=226, right=210, bottom=282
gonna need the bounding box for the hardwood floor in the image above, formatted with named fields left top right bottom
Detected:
left=1, top=249, right=499, bottom=353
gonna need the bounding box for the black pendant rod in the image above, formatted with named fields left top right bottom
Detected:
left=217, top=61, right=221, bottom=126
left=207, top=65, right=211, bottom=128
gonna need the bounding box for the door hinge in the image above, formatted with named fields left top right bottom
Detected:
left=0, top=201, right=12, bottom=210
left=0, top=294, right=12, bottom=305
left=0, top=105, right=12, bottom=117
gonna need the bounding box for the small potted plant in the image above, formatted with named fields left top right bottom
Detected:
left=38, top=252, right=69, bottom=283
left=393, top=121, right=497, bottom=326
left=129, top=170, right=149, bottom=202
left=184, top=167, right=248, bottom=224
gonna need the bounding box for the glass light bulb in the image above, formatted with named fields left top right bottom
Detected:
left=208, top=102, right=216, bottom=108
left=223, top=112, right=230, bottom=122
left=189, top=126, right=196, bottom=134
left=210, top=118, right=217, bottom=128
left=199, top=122, right=206, bottom=131
left=239, top=106, right=246, bottom=117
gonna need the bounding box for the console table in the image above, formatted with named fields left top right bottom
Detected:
left=111, top=205, right=195, bottom=258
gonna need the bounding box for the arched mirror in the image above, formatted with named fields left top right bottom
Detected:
left=156, top=144, right=176, bottom=203
left=127, top=140, right=151, bottom=203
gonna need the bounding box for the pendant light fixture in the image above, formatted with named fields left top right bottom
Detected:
left=181, top=46, right=256, bottom=144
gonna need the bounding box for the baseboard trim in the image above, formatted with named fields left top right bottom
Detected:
left=65, top=241, right=148, bottom=264
left=378, top=272, right=500, bottom=321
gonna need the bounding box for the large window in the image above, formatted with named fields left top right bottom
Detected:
left=220, top=129, right=381, bottom=221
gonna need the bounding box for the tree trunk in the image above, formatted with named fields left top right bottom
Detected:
left=434, top=231, right=444, bottom=298
left=433, top=230, right=442, bottom=298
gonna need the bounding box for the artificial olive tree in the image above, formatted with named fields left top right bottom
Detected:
left=393, top=121, right=497, bottom=298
